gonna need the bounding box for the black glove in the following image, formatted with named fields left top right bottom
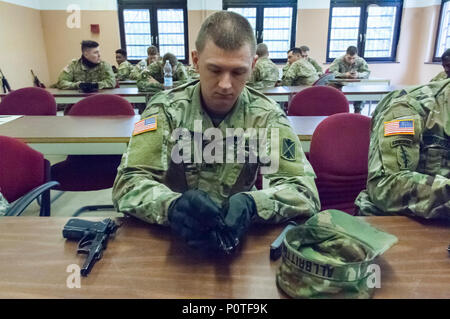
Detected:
left=168, top=190, right=224, bottom=249
left=112, top=66, right=118, bottom=73
left=219, top=193, right=257, bottom=252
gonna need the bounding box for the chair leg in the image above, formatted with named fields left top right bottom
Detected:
left=37, top=190, right=65, bottom=206
left=39, top=189, right=51, bottom=217
left=73, top=205, right=116, bottom=217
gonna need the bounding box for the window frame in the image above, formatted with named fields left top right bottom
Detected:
left=326, top=0, right=403, bottom=63
left=223, top=0, right=298, bottom=63
left=433, top=0, right=450, bottom=62
left=117, top=0, right=189, bottom=64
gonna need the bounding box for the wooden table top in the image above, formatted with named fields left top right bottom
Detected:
left=0, top=115, right=139, bottom=143
left=288, top=116, right=326, bottom=141
left=44, top=87, right=147, bottom=97
left=0, top=216, right=448, bottom=299
left=0, top=116, right=321, bottom=144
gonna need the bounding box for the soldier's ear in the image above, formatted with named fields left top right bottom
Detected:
left=252, top=55, right=257, bottom=69
left=192, top=50, right=199, bottom=71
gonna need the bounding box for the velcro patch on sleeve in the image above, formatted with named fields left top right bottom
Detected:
left=384, top=119, right=414, bottom=136
left=133, top=115, right=157, bottom=136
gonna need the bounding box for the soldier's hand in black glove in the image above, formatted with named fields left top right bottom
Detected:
left=168, top=190, right=224, bottom=249
left=218, top=193, right=257, bottom=253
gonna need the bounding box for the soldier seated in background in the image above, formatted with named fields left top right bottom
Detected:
left=246, top=43, right=279, bottom=90
left=113, top=11, right=320, bottom=254
left=299, top=45, right=323, bottom=76
left=114, top=49, right=134, bottom=81
left=186, top=64, right=200, bottom=80
left=329, top=46, right=370, bottom=79
left=430, top=48, right=450, bottom=82
left=130, top=45, right=160, bottom=79
left=281, top=47, right=319, bottom=86
left=56, top=40, right=115, bottom=90
left=329, top=46, right=370, bottom=113
left=136, top=52, right=189, bottom=92
left=355, top=79, right=450, bottom=220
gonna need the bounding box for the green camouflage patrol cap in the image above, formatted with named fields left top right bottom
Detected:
left=276, top=210, right=398, bottom=298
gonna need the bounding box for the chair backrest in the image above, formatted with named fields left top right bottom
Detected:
left=308, top=113, right=371, bottom=215
left=0, top=136, right=46, bottom=202
left=68, top=94, right=135, bottom=116
left=288, top=86, right=349, bottom=116
left=0, top=87, right=57, bottom=115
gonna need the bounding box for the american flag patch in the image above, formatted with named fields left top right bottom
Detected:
left=384, top=119, right=414, bottom=136
left=133, top=116, right=157, bottom=136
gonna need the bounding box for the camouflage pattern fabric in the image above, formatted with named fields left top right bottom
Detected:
left=136, top=61, right=190, bottom=92
left=0, top=193, right=9, bottom=216
left=130, top=58, right=152, bottom=80
left=116, top=60, right=134, bottom=81
left=329, top=55, right=370, bottom=79
left=430, top=71, right=447, bottom=82
left=112, top=80, right=320, bottom=225
left=355, top=79, right=450, bottom=219
left=186, top=65, right=200, bottom=80
left=281, top=59, right=319, bottom=86
left=247, top=57, right=279, bottom=90
left=56, top=58, right=116, bottom=90
left=276, top=209, right=398, bottom=299
left=306, top=57, right=323, bottom=75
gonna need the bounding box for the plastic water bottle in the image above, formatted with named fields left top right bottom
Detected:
left=163, top=60, right=173, bottom=90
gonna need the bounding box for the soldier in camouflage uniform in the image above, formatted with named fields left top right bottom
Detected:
left=0, top=192, right=9, bottom=216
left=137, top=53, right=189, bottom=92
left=430, top=48, right=449, bottom=82
left=247, top=43, right=279, bottom=90
left=281, top=57, right=319, bottom=86
left=355, top=79, right=450, bottom=220
left=114, top=49, right=135, bottom=81
left=56, top=40, right=116, bottom=90
left=113, top=11, right=320, bottom=253
left=186, top=65, right=200, bottom=80
left=299, top=45, right=323, bottom=75
left=329, top=46, right=370, bottom=79
left=329, top=46, right=370, bottom=113
left=130, top=45, right=160, bottom=80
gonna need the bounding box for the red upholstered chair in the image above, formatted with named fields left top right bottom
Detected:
left=287, top=86, right=349, bottom=116
left=308, top=113, right=371, bottom=215
left=0, top=87, right=56, bottom=115
left=51, top=94, right=135, bottom=216
left=0, top=136, right=59, bottom=216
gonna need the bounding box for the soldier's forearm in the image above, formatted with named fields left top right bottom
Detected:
left=368, top=172, right=450, bottom=220
left=113, top=170, right=182, bottom=225
left=245, top=176, right=320, bottom=224
left=57, top=80, right=80, bottom=90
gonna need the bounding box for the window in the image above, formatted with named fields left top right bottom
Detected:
left=224, top=0, right=297, bottom=62
left=434, top=0, right=450, bottom=61
left=326, top=0, right=403, bottom=62
left=118, top=0, right=188, bottom=63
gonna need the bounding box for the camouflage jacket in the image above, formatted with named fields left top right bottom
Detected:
left=247, top=57, right=279, bottom=90
left=112, top=80, right=320, bottom=225
left=186, top=65, right=200, bottom=80
left=430, top=71, right=447, bottom=82
left=355, top=79, right=450, bottom=220
left=0, top=192, right=9, bottom=216
left=329, top=55, right=370, bottom=79
left=281, top=59, right=319, bottom=86
left=116, top=60, right=134, bottom=81
left=306, top=57, right=323, bottom=75
left=56, top=58, right=116, bottom=90
left=137, top=61, right=189, bottom=92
